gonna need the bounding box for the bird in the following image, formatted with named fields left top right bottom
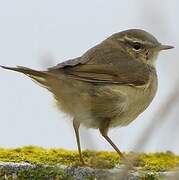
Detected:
left=0, top=29, right=173, bottom=165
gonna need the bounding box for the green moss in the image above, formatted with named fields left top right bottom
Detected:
left=141, top=172, right=159, bottom=180
left=0, top=146, right=179, bottom=178
left=0, top=165, right=69, bottom=180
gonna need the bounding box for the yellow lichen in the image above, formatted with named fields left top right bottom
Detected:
left=0, top=146, right=179, bottom=171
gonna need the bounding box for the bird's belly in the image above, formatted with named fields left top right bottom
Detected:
left=53, top=76, right=157, bottom=129
left=110, top=82, right=157, bottom=127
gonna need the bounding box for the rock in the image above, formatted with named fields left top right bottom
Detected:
left=1, top=162, right=179, bottom=180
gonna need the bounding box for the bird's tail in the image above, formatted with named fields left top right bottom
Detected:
left=0, top=65, right=53, bottom=88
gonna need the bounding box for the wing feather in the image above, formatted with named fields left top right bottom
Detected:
left=48, top=43, right=153, bottom=86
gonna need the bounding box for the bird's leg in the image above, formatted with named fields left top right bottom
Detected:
left=73, top=119, right=85, bottom=165
left=99, top=121, right=134, bottom=168
left=99, top=120, right=125, bottom=159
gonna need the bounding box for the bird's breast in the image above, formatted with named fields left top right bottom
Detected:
left=110, top=72, right=158, bottom=127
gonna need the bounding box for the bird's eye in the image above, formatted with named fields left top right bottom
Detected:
left=132, top=42, right=142, bottom=50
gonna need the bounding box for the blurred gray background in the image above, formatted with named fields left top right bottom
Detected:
left=0, top=0, right=178, bottom=153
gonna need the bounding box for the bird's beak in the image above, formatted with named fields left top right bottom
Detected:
left=159, top=44, right=174, bottom=51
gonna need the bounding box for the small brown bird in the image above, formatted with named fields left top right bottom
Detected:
left=1, top=29, right=173, bottom=164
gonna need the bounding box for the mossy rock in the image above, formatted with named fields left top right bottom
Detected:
left=0, top=146, right=179, bottom=179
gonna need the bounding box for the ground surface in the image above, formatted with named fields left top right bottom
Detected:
left=0, top=146, right=179, bottom=179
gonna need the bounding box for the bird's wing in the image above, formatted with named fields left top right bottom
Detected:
left=48, top=57, right=84, bottom=69
left=47, top=44, right=104, bottom=70
left=63, top=62, right=152, bottom=86
left=48, top=46, right=153, bottom=86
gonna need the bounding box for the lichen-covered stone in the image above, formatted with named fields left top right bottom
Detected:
left=0, top=146, right=179, bottom=179
left=1, top=162, right=179, bottom=180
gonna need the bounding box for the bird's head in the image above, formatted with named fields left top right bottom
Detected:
left=108, top=29, right=174, bottom=66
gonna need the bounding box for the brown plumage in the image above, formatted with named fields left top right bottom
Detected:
left=1, top=29, right=173, bottom=165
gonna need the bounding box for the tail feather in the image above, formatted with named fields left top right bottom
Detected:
left=1, top=65, right=46, bottom=77
left=0, top=65, right=51, bottom=88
